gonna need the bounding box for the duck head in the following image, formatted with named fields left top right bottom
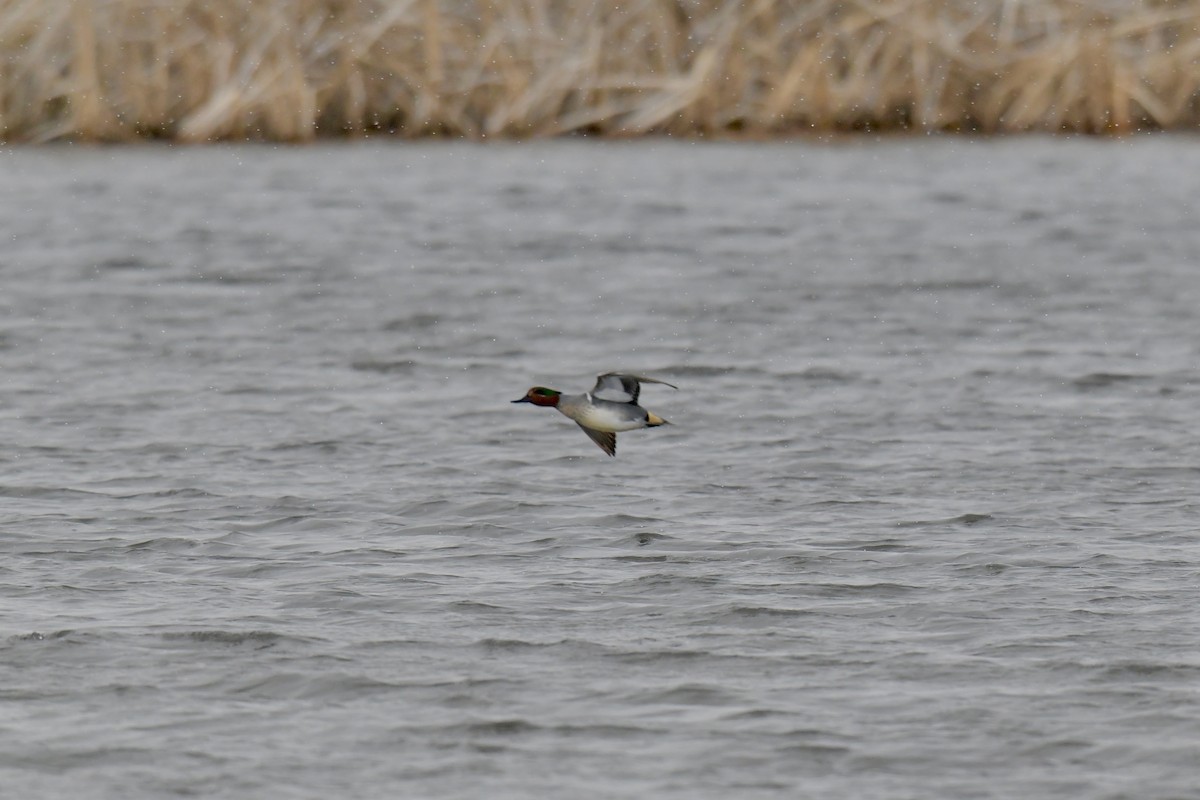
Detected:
left=512, top=387, right=561, bottom=407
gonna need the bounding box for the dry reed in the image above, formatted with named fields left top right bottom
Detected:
left=1, top=0, right=1199, bottom=142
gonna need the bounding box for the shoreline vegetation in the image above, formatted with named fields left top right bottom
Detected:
left=3, top=0, right=1200, bottom=143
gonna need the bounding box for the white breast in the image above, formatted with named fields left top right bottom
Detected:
left=565, top=401, right=647, bottom=432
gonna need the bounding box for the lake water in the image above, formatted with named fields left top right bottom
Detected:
left=2, top=136, right=1199, bottom=799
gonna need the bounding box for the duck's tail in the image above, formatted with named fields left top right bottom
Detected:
left=646, top=411, right=670, bottom=427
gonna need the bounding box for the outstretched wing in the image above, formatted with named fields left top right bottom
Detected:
left=576, top=423, right=617, bottom=457
left=592, top=372, right=679, bottom=404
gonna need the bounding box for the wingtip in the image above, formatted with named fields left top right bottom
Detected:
left=597, top=371, right=678, bottom=387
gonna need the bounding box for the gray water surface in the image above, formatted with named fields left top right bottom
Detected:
left=2, top=137, right=1199, bottom=799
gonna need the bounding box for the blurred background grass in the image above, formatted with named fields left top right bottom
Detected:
left=3, top=0, right=1198, bottom=142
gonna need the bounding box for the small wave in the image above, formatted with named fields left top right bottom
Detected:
left=350, top=359, right=418, bottom=373
left=719, top=605, right=818, bottom=619
left=1096, top=661, right=1200, bottom=680
left=633, top=200, right=686, bottom=216
left=812, top=582, right=918, bottom=598
left=630, top=683, right=739, bottom=706
left=450, top=601, right=510, bottom=613
left=549, top=723, right=661, bottom=738
left=655, top=364, right=739, bottom=378
left=895, top=512, right=993, bottom=528
left=382, top=313, right=440, bottom=331
left=710, top=223, right=792, bottom=237
left=109, top=487, right=215, bottom=500
left=185, top=270, right=282, bottom=285
left=777, top=742, right=854, bottom=763
left=948, top=512, right=993, bottom=525
left=858, top=541, right=914, bottom=552
left=1072, top=372, right=1149, bottom=389
left=612, top=649, right=712, bottom=665
left=266, top=440, right=341, bottom=453
left=7, top=630, right=84, bottom=645
left=95, top=255, right=157, bottom=271
left=160, top=630, right=288, bottom=648
left=475, top=638, right=547, bottom=651
left=211, top=670, right=406, bottom=700
left=953, top=562, right=1011, bottom=576
left=779, top=366, right=860, bottom=383
left=0, top=485, right=111, bottom=500
left=464, top=719, right=539, bottom=736
left=911, top=278, right=999, bottom=292
left=123, top=537, right=202, bottom=552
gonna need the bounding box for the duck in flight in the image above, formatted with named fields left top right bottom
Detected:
left=512, top=372, right=678, bottom=456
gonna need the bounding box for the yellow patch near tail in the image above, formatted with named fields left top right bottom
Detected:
left=646, top=411, right=669, bottom=427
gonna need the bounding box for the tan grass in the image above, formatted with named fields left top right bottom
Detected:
left=1, top=0, right=1198, bottom=142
